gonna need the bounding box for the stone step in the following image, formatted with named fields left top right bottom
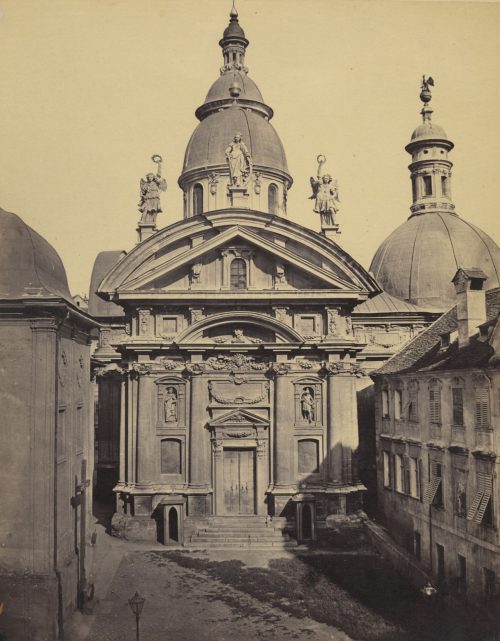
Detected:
left=185, top=541, right=297, bottom=549
left=190, top=534, right=291, bottom=542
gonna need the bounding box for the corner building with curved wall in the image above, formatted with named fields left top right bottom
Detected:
left=92, top=9, right=398, bottom=544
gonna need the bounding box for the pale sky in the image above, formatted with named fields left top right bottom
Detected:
left=0, top=0, right=498, bottom=296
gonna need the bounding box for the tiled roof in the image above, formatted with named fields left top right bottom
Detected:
left=373, top=307, right=457, bottom=375
left=373, top=287, right=500, bottom=377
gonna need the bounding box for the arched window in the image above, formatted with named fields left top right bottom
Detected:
left=268, top=183, right=278, bottom=215
left=193, top=184, right=203, bottom=216
left=230, top=258, right=247, bottom=289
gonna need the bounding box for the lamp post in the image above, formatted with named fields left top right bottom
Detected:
left=128, top=591, right=146, bottom=641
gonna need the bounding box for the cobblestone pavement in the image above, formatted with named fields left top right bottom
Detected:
left=66, top=529, right=352, bottom=641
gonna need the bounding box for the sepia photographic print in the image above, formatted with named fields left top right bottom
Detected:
left=0, top=1, right=499, bottom=640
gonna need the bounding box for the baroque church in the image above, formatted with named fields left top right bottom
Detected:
left=90, top=7, right=440, bottom=542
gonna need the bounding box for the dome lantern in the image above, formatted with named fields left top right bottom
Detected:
left=405, top=76, right=455, bottom=217
left=370, top=76, right=500, bottom=310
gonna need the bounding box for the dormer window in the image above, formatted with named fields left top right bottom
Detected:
left=423, top=175, right=433, bottom=196
left=230, top=258, right=247, bottom=289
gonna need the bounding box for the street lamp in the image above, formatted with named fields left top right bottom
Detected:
left=128, top=591, right=146, bottom=641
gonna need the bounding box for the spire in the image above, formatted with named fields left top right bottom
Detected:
left=219, top=4, right=249, bottom=75
left=405, top=76, right=455, bottom=217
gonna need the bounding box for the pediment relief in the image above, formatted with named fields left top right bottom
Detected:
left=111, top=226, right=358, bottom=293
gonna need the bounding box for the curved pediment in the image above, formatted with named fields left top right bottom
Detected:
left=176, top=311, right=303, bottom=345
left=97, top=210, right=380, bottom=302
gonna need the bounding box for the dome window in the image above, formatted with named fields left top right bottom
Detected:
left=193, top=184, right=204, bottom=216
left=441, top=176, right=449, bottom=198
left=268, top=183, right=279, bottom=215
left=423, top=175, right=433, bottom=196
left=230, top=258, right=247, bottom=289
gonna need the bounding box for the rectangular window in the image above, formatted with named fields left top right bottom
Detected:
left=383, top=451, right=391, bottom=488
left=382, top=390, right=389, bottom=418
left=458, top=555, right=467, bottom=594
left=452, top=388, right=464, bottom=426
left=429, top=386, right=441, bottom=423
left=423, top=175, right=433, bottom=196
left=298, top=439, right=319, bottom=474
left=408, top=385, right=418, bottom=422
left=162, top=317, right=178, bottom=335
left=395, top=453, right=404, bottom=493
left=436, top=544, right=445, bottom=580
left=414, top=531, right=421, bottom=561
left=468, top=472, right=493, bottom=525
left=161, top=439, right=182, bottom=474
left=484, top=568, right=496, bottom=599
left=426, top=460, right=443, bottom=508
left=76, top=405, right=83, bottom=453
left=409, top=457, right=421, bottom=499
left=299, top=316, right=316, bottom=336
left=441, top=175, right=449, bottom=197
left=394, top=390, right=402, bottom=420
left=475, top=388, right=489, bottom=428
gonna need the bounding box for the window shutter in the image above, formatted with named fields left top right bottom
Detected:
left=474, top=473, right=493, bottom=524
left=475, top=388, right=489, bottom=428
left=430, top=386, right=441, bottom=423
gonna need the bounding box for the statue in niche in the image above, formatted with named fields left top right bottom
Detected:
left=163, top=387, right=178, bottom=423
left=309, top=154, right=340, bottom=227
left=225, top=133, right=252, bottom=187
left=301, top=387, right=315, bottom=423
left=138, top=155, right=167, bottom=224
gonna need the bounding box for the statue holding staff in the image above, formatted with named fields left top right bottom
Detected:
left=138, top=155, right=167, bottom=224
left=309, top=154, right=340, bottom=227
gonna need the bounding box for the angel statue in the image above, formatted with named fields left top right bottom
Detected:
left=225, top=133, right=252, bottom=187
left=138, top=155, right=167, bottom=224
left=309, top=155, right=340, bottom=227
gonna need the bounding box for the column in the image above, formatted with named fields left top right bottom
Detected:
left=118, top=375, right=126, bottom=485
left=136, top=374, right=155, bottom=486
left=327, top=372, right=359, bottom=485
left=273, top=371, right=294, bottom=487
left=189, top=372, right=210, bottom=488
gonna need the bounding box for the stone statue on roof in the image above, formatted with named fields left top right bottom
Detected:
left=310, top=155, right=340, bottom=227
left=225, top=133, right=252, bottom=187
left=138, top=155, right=167, bottom=224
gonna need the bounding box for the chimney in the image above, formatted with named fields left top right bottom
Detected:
left=452, top=268, right=487, bottom=348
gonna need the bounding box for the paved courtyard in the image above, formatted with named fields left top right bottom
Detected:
left=65, top=521, right=497, bottom=641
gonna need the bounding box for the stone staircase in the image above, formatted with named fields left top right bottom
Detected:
left=184, top=515, right=297, bottom=549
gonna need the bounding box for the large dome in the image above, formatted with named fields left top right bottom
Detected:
left=0, top=207, right=72, bottom=302
left=182, top=106, right=289, bottom=175
left=370, top=211, right=500, bottom=310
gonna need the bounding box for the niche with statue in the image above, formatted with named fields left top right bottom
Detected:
left=156, top=377, right=186, bottom=427
left=294, top=378, right=323, bottom=427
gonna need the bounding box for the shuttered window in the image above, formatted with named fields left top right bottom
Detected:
left=382, top=390, right=389, bottom=418
left=409, top=457, right=421, bottom=499
left=426, top=461, right=443, bottom=507
left=467, top=473, right=493, bottom=524
left=452, top=387, right=464, bottom=425
left=429, top=383, right=442, bottom=424
left=408, top=384, right=418, bottom=422
left=474, top=388, right=489, bottom=428
left=394, top=390, right=402, bottom=420
left=383, top=451, right=391, bottom=488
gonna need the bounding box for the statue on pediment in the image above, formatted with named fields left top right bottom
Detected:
left=310, top=154, right=340, bottom=227
left=138, top=155, right=167, bottom=224
left=226, top=133, right=252, bottom=187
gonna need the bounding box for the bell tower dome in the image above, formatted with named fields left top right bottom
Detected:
left=178, top=6, right=293, bottom=217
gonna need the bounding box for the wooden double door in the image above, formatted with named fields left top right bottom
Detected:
left=223, top=448, right=256, bottom=514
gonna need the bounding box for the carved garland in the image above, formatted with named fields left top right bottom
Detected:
left=209, top=381, right=269, bottom=405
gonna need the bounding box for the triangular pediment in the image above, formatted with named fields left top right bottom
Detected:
left=115, top=226, right=354, bottom=292
left=208, top=408, right=269, bottom=427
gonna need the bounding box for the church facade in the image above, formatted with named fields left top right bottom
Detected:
left=90, top=8, right=440, bottom=542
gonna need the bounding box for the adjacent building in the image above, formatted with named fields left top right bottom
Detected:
left=373, top=269, right=500, bottom=600
left=0, top=208, right=97, bottom=640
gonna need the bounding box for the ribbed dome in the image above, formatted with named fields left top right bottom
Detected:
left=182, top=106, right=289, bottom=175
left=205, top=71, right=264, bottom=104
left=0, top=207, right=72, bottom=302
left=370, top=212, right=500, bottom=310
